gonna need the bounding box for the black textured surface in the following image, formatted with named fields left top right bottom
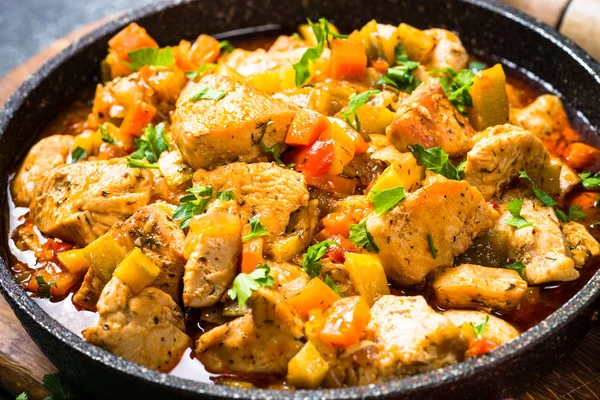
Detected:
left=0, top=0, right=156, bottom=77
left=0, top=1, right=600, bottom=399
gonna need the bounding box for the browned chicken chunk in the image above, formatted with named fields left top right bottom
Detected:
left=196, top=288, right=305, bottom=375
left=172, top=74, right=296, bottom=169
left=561, top=221, right=600, bottom=268
left=83, top=277, right=190, bottom=372
left=509, top=94, right=569, bottom=143
left=12, top=135, right=74, bottom=207
left=424, top=29, right=469, bottom=71
left=443, top=310, right=519, bottom=349
left=367, top=180, right=498, bottom=286
left=386, top=83, right=475, bottom=157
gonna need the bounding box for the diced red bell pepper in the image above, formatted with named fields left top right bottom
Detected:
left=108, top=23, right=158, bottom=61
left=120, top=101, right=156, bottom=137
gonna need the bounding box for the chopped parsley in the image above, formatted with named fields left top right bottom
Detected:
left=16, top=393, right=28, bottom=400
left=504, top=260, right=526, bottom=277
left=409, top=144, right=461, bottom=180
left=429, top=67, right=475, bottom=114
left=227, top=264, right=274, bottom=307
left=371, top=186, right=405, bottom=214
left=579, top=171, right=600, bottom=190
left=123, top=46, right=175, bottom=71
left=518, top=171, right=557, bottom=207
left=556, top=206, right=587, bottom=222
left=219, top=40, right=235, bottom=53
left=185, top=63, right=217, bottom=80
left=505, top=199, right=533, bottom=229
left=242, top=217, right=270, bottom=242
left=339, top=90, right=380, bottom=132
left=216, top=190, right=234, bottom=201
left=189, top=86, right=227, bottom=101
left=324, top=275, right=344, bottom=297
left=301, top=240, right=339, bottom=278
left=36, top=275, right=57, bottom=299
left=126, top=122, right=170, bottom=168
left=376, top=44, right=421, bottom=93
left=42, top=373, right=74, bottom=400
left=349, top=220, right=379, bottom=253
left=456, top=159, right=467, bottom=179
left=71, top=146, right=86, bottom=163
left=427, top=233, right=438, bottom=259
left=469, top=61, right=486, bottom=73
left=257, top=120, right=284, bottom=164
left=469, top=315, right=489, bottom=339
left=173, top=186, right=213, bottom=229
left=99, top=125, right=116, bottom=144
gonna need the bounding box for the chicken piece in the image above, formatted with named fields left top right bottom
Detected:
left=319, top=260, right=358, bottom=298
left=72, top=268, right=105, bottom=311
left=509, top=95, right=569, bottom=143
left=540, top=156, right=581, bottom=200
left=83, top=277, right=190, bottom=372
left=270, top=261, right=310, bottom=299
left=11, top=135, right=74, bottom=207
left=225, top=47, right=306, bottom=80
left=463, top=124, right=550, bottom=200
left=562, top=221, right=600, bottom=268
left=367, top=180, right=498, bottom=286
left=196, top=288, right=305, bottom=375
left=183, top=201, right=242, bottom=308
left=432, top=264, right=527, bottom=311
left=386, top=83, right=475, bottom=157
left=193, top=162, right=309, bottom=235
left=493, top=199, right=578, bottom=284
left=328, top=296, right=468, bottom=386
left=443, top=310, right=519, bottom=347
left=268, top=35, right=307, bottom=52
left=172, top=74, right=296, bottom=169
left=111, top=203, right=186, bottom=303
left=30, top=159, right=155, bottom=247
left=424, top=29, right=469, bottom=71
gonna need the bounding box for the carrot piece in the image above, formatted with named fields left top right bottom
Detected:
left=285, top=109, right=331, bottom=146
left=27, top=267, right=80, bottom=298
left=189, top=34, right=221, bottom=65
left=241, top=238, right=264, bottom=274
left=330, top=38, right=367, bottom=80
left=120, top=101, right=156, bottom=137
left=320, top=296, right=371, bottom=346
left=288, top=278, right=342, bottom=319
left=370, top=58, right=389, bottom=73
left=303, top=172, right=357, bottom=195
left=108, top=23, right=158, bottom=60
left=321, top=212, right=355, bottom=236
left=467, top=338, right=498, bottom=357
left=564, top=142, right=600, bottom=170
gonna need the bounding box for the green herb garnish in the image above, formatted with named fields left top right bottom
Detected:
left=99, top=125, right=116, bottom=144
left=301, top=240, right=339, bottom=278
left=189, top=86, right=227, bottom=101
left=36, top=276, right=57, bottom=299
left=376, top=44, right=421, bottom=93
left=556, top=206, right=587, bottom=222
left=42, top=373, right=74, bottom=400
left=71, top=146, right=86, bottom=163
left=579, top=171, right=600, bottom=190
left=469, top=61, right=486, bottom=73
left=505, top=199, right=533, bottom=229
left=324, top=275, right=344, bottom=297
left=518, top=171, right=557, bottom=207
left=173, top=186, right=213, bottom=229
left=227, top=264, right=274, bottom=307
left=469, top=315, right=489, bottom=339
left=429, top=68, right=474, bottom=114
left=219, top=40, right=235, bottom=53
left=339, top=90, right=380, bottom=132
left=504, top=260, right=526, bottom=277
left=427, top=233, right=438, bottom=259
left=349, top=220, right=379, bottom=253
left=126, top=122, right=170, bottom=168
left=123, top=47, right=175, bottom=71
left=409, top=144, right=461, bottom=180
left=185, top=63, right=217, bottom=80
left=242, top=217, right=270, bottom=242
left=216, top=190, right=234, bottom=201
left=371, top=186, right=405, bottom=214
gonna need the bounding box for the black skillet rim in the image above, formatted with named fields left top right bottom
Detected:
left=0, top=0, right=600, bottom=398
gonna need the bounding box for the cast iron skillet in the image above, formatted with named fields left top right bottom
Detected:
left=1, top=0, right=600, bottom=398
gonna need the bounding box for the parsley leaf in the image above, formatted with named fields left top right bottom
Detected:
left=99, top=125, right=116, bottom=144
left=216, top=190, right=234, bottom=201
left=71, top=146, right=86, bottom=163
left=124, top=46, right=175, bottom=71
left=173, top=186, right=213, bottom=229
left=505, top=199, right=533, bottom=229
left=429, top=68, right=474, bottom=114
left=127, top=123, right=170, bottom=168
left=219, top=40, right=235, bottom=53
left=377, top=44, right=421, bottom=93
left=185, top=63, right=217, bottom=80
left=409, top=144, right=461, bottom=180
left=16, top=393, right=28, bottom=400
left=324, top=275, right=344, bottom=297
left=456, top=159, right=467, bottom=179
left=42, top=373, right=73, bottom=400
left=504, top=260, right=526, bottom=277
left=568, top=205, right=587, bottom=220
left=469, top=61, right=486, bottom=73
left=427, top=233, right=438, bottom=259
left=339, top=90, right=380, bottom=132
left=349, top=220, right=379, bottom=253
left=469, top=315, right=489, bottom=339
left=126, top=158, right=160, bottom=169
left=256, top=120, right=284, bottom=164
left=371, top=186, right=405, bottom=214
left=518, top=171, right=557, bottom=207
left=579, top=171, right=600, bottom=190
left=227, top=264, right=274, bottom=307
left=301, top=240, right=339, bottom=278
left=189, top=86, right=227, bottom=101
left=555, top=209, right=569, bottom=222
left=242, top=217, right=270, bottom=242
left=36, top=275, right=57, bottom=299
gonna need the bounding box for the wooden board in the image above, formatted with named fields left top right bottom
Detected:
left=1, top=5, right=600, bottom=399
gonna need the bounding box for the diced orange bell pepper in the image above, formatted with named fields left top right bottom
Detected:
left=108, top=23, right=158, bottom=61
left=285, top=140, right=336, bottom=175
left=120, top=101, right=156, bottom=137
left=27, top=266, right=80, bottom=298
left=370, top=58, right=389, bottom=73
left=288, top=278, right=342, bottom=319
left=467, top=338, right=498, bottom=357
left=241, top=238, right=264, bottom=273
left=303, top=172, right=357, bottom=195
left=285, top=109, right=331, bottom=146
left=320, top=296, right=370, bottom=346
left=569, top=191, right=598, bottom=213
left=330, top=38, right=367, bottom=80
left=189, top=34, right=221, bottom=65
left=326, top=245, right=346, bottom=264
left=564, top=142, right=600, bottom=170
left=328, top=117, right=368, bottom=155
left=321, top=212, right=355, bottom=236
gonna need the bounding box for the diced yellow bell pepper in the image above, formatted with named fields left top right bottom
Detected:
left=395, top=23, right=436, bottom=62
left=299, top=22, right=341, bottom=47
left=188, top=212, right=242, bottom=237
left=467, top=64, right=509, bottom=131
left=105, top=122, right=134, bottom=148
left=113, top=247, right=161, bottom=294
left=308, top=83, right=355, bottom=116
left=57, top=248, right=89, bottom=274
left=377, top=24, right=399, bottom=64
left=73, top=129, right=102, bottom=156
left=355, top=104, right=394, bottom=135
left=286, top=342, right=330, bottom=389
left=368, top=155, right=423, bottom=196
left=82, top=233, right=128, bottom=282
left=343, top=253, right=390, bottom=306
left=320, top=121, right=355, bottom=175
left=358, top=20, right=385, bottom=61
left=247, top=70, right=281, bottom=94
